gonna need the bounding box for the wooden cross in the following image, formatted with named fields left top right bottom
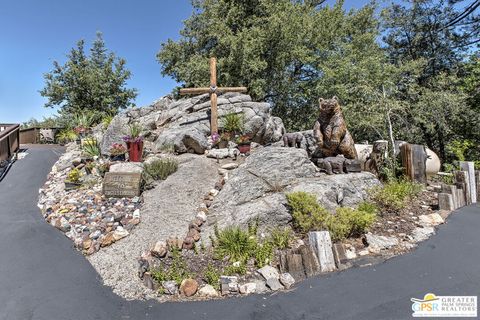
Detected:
left=179, top=57, right=247, bottom=135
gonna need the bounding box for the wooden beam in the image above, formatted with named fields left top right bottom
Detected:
left=210, top=57, right=218, bottom=135
left=179, top=87, right=248, bottom=95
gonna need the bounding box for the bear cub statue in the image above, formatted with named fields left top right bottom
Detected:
left=313, top=96, right=357, bottom=159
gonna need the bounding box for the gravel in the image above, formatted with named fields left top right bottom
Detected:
left=87, top=154, right=220, bottom=300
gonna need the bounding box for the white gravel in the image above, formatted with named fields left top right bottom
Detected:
left=87, top=154, right=220, bottom=300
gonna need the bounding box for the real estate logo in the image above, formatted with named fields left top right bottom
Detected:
left=411, top=293, right=477, bottom=317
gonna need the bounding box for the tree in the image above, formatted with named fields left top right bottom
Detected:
left=157, top=0, right=388, bottom=131
left=40, top=32, right=137, bottom=118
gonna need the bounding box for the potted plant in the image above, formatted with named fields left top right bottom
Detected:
left=109, top=143, right=127, bottom=161
left=123, top=123, right=144, bottom=162
left=65, top=168, right=82, bottom=190
left=236, top=134, right=251, bottom=154
left=218, top=132, right=231, bottom=149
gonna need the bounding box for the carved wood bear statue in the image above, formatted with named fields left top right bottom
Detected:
left=313, top=96, right=357, bottom=159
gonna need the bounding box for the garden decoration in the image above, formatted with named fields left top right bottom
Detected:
left=109, top=143, right=127, bottom=161
left=236, top=134, right=251, bottom=154
left=123, top=123, right=144, bottom=162
left=179, top=57, right=248, bottom=135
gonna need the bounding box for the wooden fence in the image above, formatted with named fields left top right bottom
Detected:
left=0, top=124, right=20, bottom=161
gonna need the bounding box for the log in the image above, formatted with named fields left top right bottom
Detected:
left=308, top=231, right=336, bottom=272
left=332, top=243, right=348, bottom=268
left=299, top=245, right=320, bottom=278
left=459, top=162, right=477, bottom=204
left=438, top=193, right=454, bottom=211
left=455, top=171, right=471, bottom=205
left=400, top=143, right=427, bottom=184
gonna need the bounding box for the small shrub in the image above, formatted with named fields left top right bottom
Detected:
left=56, top=129, right=78, bottom=144
left=286, top=192, right=329, bottom=233
left=203, top=264, right=221, bottom=290
left=221, top=112, right=244, bottom=134
left=151, top=248, right=191, bottom=285
left=254, top=242, right=274, bottom=268
left=370, top=179, right=423, bottom=211
left=327, top=207, right=376, bottom=241
left=144, top=158, right=178, bottom=181
left=66, top=168, right=82, bottom=183
left=212, top=225, right=257, bottom=263
left=224, top=263, right=248, bottom=276
left=269, top=227, right=292, bottom=249
left=82, top=138, right=101, bottom=157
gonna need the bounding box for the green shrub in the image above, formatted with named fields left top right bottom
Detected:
left=254, top=242, right=274, bottom=268
left=82, top=138, right=101, bottom=157
left=144, top=158, right=178, bottom=181
left=286, top=192, right=377, bottom=240
left=286, top=192, right=329, bottom=232
left=221, top=112, right=244, bottom=134
left=212, top=225, right=257, bottom=263
left=66, top=168, right=82, bottom=183
left=56, top=129, right=78, bottom=144
left=224, top=263, right=248, bottom=276
left=151, top=248, right=191, bottom=285
left=370, top=180, right=423, bottom=211
left=203, top=264, right=221, bottom=289
left=269, top=227, right=293, bottom=249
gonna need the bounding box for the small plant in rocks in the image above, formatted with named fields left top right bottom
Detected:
left=66, top=168, right=82, bottom=183
left=369, top=179, right=423, bottom=212
left=269, top=227, right=293, bottom=249
left=152, top=247, right=192, bottom=285
left=203, top=263, right=221, bottom=290
left=144, top=158, right=179, bottom=181
left=212, top=225, right=257, bottom=263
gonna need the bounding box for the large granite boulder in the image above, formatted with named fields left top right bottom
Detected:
left=207, top=147, right=380, bottom=232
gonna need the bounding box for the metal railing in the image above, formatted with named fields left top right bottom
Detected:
left=0, top=124, right=20, bottom=161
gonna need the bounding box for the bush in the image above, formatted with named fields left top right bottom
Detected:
left=203, top=264, right=221, bottom=289
left=144, top=158, right=178, bottom=181
left=151, top=248, right=191, bottom=285
left=221, top=113, right=244, bottom=134
left=285, top=192, right=329, bottom=232
left=370, top=180, right=423, bottom=211
left=82, top=138, right=101, bottom=157
left=254, top=243, right=274, bottom=268
left=286, top=192, right=377, bottom=240
left=269, top=227, right=293, bottom=249
left=224, top=263, right=248, bottom=276
left=212, top=225, right=257, bottom=263
left=56, top=129, right=78, bottom=144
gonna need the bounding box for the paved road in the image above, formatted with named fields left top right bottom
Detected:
left=1, top=146, right=479, bottom=320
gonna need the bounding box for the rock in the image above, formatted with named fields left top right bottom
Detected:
left=206, top=148, right=239, bottom=159
left=411, top=227, right=435, bottom=242
left=183, top=236, right=195, bottom=250
left=167, top=236, right=183, bottom=250
left=180, top=279, right=199, bottom=297
left=112, top=226, right=129, bottom=241
left=198, top=284, right=219, bottom=297
left=53, top=216, right=71, bottom=232
left=109, top=162, right=144, bottom=174
left=365, top=233, right=399, bottom=252
left=266, top=278, right=284, bottom=291
left=132, top=209, right=140, bottom=219
left=151, top=240, right=167, bottom=258
left=418, top=213, right=444, bottom=227
left=345, top=247, right=357, bottom=260
left=100, top=113, right=129, bottom=155
left=221, top=163, right=239, bottom=170
left=187, top=229, right=201, bottom=242
left=162, top=280, right=179, bottom=295
left=279, top=273, right=295, bottom=289
left=196, top=212, right=207, bottom=222
left=239, top=282, right=257, bottom=294
left=155, top=127, right=209, bottom=154
left=358, top=249, right=370, bottom=256
left=220, top=276, right=239, bottom=295
left=207, top=147, right=380, bottom=231
left=257, top=265, right=279, bottom=280
left=143, top=272, right=155, bottom=290
left=101, top=232, right=116, bottom=247
left=252, top=279, right=269, bottom=293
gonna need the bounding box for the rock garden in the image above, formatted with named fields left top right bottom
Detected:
left=35, top=90, right=471, bottom=303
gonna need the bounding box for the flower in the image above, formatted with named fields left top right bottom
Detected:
left=109, top=143, right=127, bottom=155
left=122, top=135, right=144, bottom=143
left=236, top=134, right=251, bottom=144
left=211, top=132, right=220, bottom=143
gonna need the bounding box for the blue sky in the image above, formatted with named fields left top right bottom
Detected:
left=0, top=0, right=373, bottom=123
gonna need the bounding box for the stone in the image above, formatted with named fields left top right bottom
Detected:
left=365, top=233, right=399, bottom=251
left=345, top=247, right=357, bottom=260
left=221, top=163, right=239, bottom=170
left=133, top=209, right=140, bottom=219
left=103, top=172, right=142, bottom=198
left=167, top=236, right=183, bottom=250
left=155, top=127, right=209, bottom=154
left=109, top=162, right=144, bottom=174
left=198, top=284, right=219, bottom=297
left=438, top=193, right=454, bottom=211
left=220, top=276, right=239, bottom=295
left=196, top=212, right=207, bottom=222
left=112, top=226, right=129, bottom=241
left=239, top=282, right=257, bottom=294
left=279, top=273, right=295, bottom=289
left=411, top=227, right=435, bottom=242
left=151, top=240, right=167, bottom=258
left=100, top=113, right=129, bottom=155
left=180, top=279, right=198, bottom=297
left=206, top=148, right=239, bottom=159
left=418, top=213, right=444, bottom=227
left=266, top=278, right=284, bottom=291
left=183, top=236, right=195, bottom=250
left=459, top=161, right=477, bottom=204
left=162, top=280, right=179, bottom=295
left=308, top=231, right=336, bottom=272
left=187, top=229, right=201, bottom=242
left=53, top=216, right=71, bottom=232
left=332, top=243, right=348, bottom=267
left=101, top=232, right=115, bottom=247
left=358, top=249, right=369, bottom=256
left=143, top=272, right=155, bottom=290
left=257, top=265, right=279, bottom=280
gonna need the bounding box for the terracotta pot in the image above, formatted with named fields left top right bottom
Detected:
left=238, top=143, right=251, bottom=154
left=127, top=141, right=143, bottom=162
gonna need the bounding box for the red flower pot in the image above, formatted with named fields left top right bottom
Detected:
left=238, top=143, right=251, bottom=154
left=127, top=141, right=143, bottom=162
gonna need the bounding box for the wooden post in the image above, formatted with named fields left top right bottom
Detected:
left=209, top=57, right=218, bottom=135
left=455, top=171, right=470, bottom=205
left=476, top=171, right=480, bottom=203
left=400, top=143, right=427, bottom=184
left=308, top=231, right=336, bottom=272
left=459, top=161, right=477, bottom=204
